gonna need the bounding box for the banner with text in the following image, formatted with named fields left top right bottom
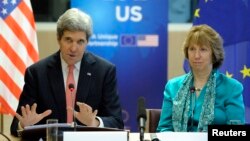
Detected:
left=71, top=0, right=167, bottom=131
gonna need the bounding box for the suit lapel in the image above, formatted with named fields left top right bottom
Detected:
left=76, top=52, right=95, bottom=102
left=46, top=51, right=95, bottom=117
left=47, top=52, right=67, bottom=118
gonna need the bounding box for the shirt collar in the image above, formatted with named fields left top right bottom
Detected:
left=60, top=54, right=81, bottom=72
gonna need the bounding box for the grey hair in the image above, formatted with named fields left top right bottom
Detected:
left=57, top=8, right=93, bottom=41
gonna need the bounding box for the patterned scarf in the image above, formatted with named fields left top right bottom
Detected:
left=172, top=71, right=216, bottom=132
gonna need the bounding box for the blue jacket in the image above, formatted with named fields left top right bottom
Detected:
left=157, top=71, right=245, bottom=132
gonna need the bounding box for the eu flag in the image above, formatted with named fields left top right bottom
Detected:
left=189, top=0, right=250, bottom=123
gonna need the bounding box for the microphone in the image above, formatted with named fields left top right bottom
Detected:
left=68, top=83, right=74, bottom=92
left=68, top=83, right=76, bottom=131
left=189, top=86, right=196, bottom=131
left=189, top=86, right=195, bottom=93
left=137, top=97, right=147, bottom=141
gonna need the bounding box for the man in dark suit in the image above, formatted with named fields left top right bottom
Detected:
left=11, top=8, right=124, bottom=137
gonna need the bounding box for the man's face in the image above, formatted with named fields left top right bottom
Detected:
left=58, top=30, right=88, bottom=65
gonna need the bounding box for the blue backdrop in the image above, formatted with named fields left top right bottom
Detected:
left=184, top=0, right=250, bottom=123
left=71, top=0, right=168, bottom=131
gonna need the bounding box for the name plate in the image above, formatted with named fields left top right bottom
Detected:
left=64, top=131, right=128, bottom=141
left=157, top=132, right=207, bottom=141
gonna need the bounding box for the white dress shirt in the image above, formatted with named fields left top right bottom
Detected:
left=60, top=54, right=104, bottom=127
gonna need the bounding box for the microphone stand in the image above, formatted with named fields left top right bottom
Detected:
left=137, top=97, right=147, bottom=141
left=72, top=91, right=77, bottom=131
left=190, top=87, right=196, bottom=131
left=150, top=133, right=160, bottom=141
left=69, top=84, right=77, bottom=131
left=139, top=118, right=145, bottom=141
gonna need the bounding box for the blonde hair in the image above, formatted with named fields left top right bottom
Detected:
left=183, top=24, right=224, bottom=69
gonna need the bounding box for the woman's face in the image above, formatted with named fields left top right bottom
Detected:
left=188, top=44, right=213, bottom=72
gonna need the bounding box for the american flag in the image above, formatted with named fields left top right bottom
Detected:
left=0, top=0, right=38, bottom=115
left=137, top=35, right=159, bottom=47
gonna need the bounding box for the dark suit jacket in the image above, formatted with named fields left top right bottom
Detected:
left=11, top=51, right=124, bottom=136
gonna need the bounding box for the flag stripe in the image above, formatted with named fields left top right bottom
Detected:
left=4, top=16, right=38, bottom=62
left=11, top=7, right=39, bottom=57
left=0, top=80, right=19, bottom=112
left=19, top=0, right=35, bottom=29
left=0, top=19, right=34, bottom=66
left=0, top=67, right=21, bottom=100
left=0, top=50, right=24, bottom=97
left=0, top=0, right=38, bottom=115
left=0, top=36, right=26, bottom=74
left=0, top=96, right=16, bottom=115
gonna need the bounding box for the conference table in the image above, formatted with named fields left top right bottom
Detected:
left=2, top=132, right=208, bottom=141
